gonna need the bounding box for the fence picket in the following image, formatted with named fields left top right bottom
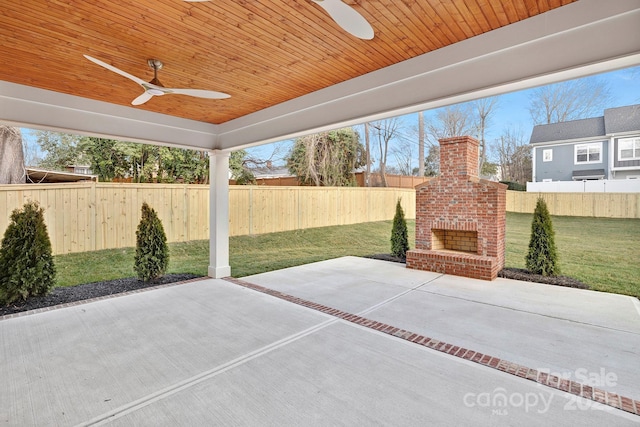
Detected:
left=0, top=183, right=637, bottom=255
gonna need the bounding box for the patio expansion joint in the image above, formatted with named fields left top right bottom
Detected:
left=412, top=287, right=640, bottom=336
left=223, top=276, right=640, bottom=418
left=78, top=313, right=340, bottom=426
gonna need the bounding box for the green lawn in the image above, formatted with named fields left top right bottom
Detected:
left=54, top=213, right=640, bottom=297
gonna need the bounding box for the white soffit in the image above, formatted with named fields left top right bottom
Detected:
left=1, top=0, right=639, bottom=152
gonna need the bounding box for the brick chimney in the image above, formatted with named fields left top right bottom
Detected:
left=439, top=136, right=479, bottom=180
left=406, top=136, right=507, bottom=281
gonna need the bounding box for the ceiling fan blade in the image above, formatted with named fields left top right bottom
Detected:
left=311, top=0, right=374, bottom=40
left=168, top=88, right=231, bottom=99
left=131, top=92, right=154, bottom=106
left=84, top=55, right=147, bottom=85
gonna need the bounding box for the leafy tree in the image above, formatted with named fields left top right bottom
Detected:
left=424, top=145, right=440, bottom=177
left=287, top=128, right=365, bottom=186
left=157, top=147, right=210, bottom=184
left=81, top=137, right=129, bottom=181
left=390, top=199, right=409, bottom=259
left=525, top=198, right=559, bottom=276
left=229, top=150, right=256, bottom=184
left=36, top=130, right=88, bottom=171
left=0, top=202, right=56, bottom=305
left=134, top=203, right=169, bottom=281
left=480, top=161, right=499, bottom=178
left=82, top=137, right=210, bottom=183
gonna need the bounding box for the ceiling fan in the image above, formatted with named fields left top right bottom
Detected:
left=83, top=54, right=231, bottom=105
left=184, top=0, right=374, bottom=40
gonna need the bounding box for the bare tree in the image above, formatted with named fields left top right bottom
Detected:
left=427, top=104, right=476, bottom=140
left=0, top=126, right=26, bottom=184
left=286, top=128, right=365, bottom=186
left=422, top=104, right=476, bottom=176
left=474, top=97, right=499, bottom=174
left=528, top=76, right=612, bottom=125
left=495, top=127, right=531, bottom=185
left=390, top=137, right=415, bottom=176
left=370, top=118, right=402, bottom=187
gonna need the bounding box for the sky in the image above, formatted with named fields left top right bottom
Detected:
left=245, top=65, right=640, bottom=169
left=19, top=65, right=640, bottom=169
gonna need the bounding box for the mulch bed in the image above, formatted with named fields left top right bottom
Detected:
left=1, top=256, right=589, bottom=317
left=365, top=254, right=589, bottom=289
left=0, top=273, right=202, bottom=317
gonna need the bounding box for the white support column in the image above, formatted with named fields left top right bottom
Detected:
left=208, top=150, right=231, bottom=278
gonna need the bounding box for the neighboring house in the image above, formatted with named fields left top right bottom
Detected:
left=65, top=164, right=93, bottom=175
left=529, top=104, right=640, bottom=186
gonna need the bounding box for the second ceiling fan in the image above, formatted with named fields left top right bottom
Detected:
left=184, top=0, right=374, bottom=40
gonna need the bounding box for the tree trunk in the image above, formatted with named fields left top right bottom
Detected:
left=364, top=123, right=371, bottom=187
left=0, top=126, right=26, bottom=184
left=418, top=111, right=424, bottom=177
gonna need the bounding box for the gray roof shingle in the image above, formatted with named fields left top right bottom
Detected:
left=604, top=104, right=640, bottom=134
left=529, top=117, right=605, bottom=144
left=529, top=103, right=640, bottom=144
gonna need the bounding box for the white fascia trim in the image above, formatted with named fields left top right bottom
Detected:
left=610, top=132, right=640, bottom=138
left=611, top=166, right=640, bottom=171
left=216, top=0, right=640, bottom=150
left=0, top=81, right=219, bottom=150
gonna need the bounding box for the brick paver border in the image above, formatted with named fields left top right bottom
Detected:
left=223, top=276, right=640, bottom=417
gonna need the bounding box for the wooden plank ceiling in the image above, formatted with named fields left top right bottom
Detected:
left=0, top=0, right=575, bottom=125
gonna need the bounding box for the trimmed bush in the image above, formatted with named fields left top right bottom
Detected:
left=525, top=198, right=559, bottom=276
left=390, top=199, right=409, bottom=259
left=499, top=181, right=526, bottom=191
left=0, top=201, right=56, bottom=305
left=134, top=202, right=169, bottom=281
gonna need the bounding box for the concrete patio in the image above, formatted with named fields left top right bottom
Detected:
left=1, top=256, right=639, bottom=425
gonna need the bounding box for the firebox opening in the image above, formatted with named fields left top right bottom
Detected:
left=432, top=229, right=478, bottom=254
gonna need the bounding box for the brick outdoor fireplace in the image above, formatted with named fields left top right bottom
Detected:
left=406, top=136, right=507, bottom=280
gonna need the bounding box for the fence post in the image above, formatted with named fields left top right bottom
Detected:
left=89, top=182, right=97, bottom=252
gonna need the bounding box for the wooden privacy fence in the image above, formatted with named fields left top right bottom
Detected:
left=0, top=183, right=415, bottom=255
left=506, top=191, right=640, bottom=218
left=242, top=172, right=431, bottom=189
left=1, top=183, right=638, bottom=255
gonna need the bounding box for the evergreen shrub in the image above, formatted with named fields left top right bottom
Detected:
left=525, top=197, right=559, bottom=276
left=391, top=199, right=409, bottom=259
left=134, top=202, right=169, bottom=281
left=0, top=201, right=56, bottom=305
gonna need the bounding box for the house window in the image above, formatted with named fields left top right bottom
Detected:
left=619, top=138, right=640, bottom=161
left=575, top=142, right=601, bottom=164
left=542, top=149, right=552, bottom=162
